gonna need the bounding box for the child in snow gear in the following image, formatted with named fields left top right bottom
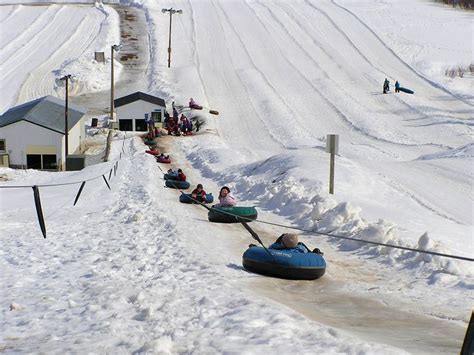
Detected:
left=191, top=184, right=207, bottom=202
left=177, top=169, right=186, bottom=182
left=383, top=78, right=390, bottom=94
left=214, top=186, right=237, bottom=207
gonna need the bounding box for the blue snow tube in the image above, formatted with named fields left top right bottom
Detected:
left=243, top=244, right=326, bottom=280
left=165, top=180, right=190, bottom=189
left=179, top=193, right=214, bottom=204
left=398, top=87, right=414, bottom=94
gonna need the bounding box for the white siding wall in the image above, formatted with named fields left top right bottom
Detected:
left=0, top=118, right=83, bottom=168
left=116, top=100, right=165, bottom=131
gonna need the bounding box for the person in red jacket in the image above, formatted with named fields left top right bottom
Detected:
left=177, top=169, right=186, bottom=182
left=191, top=184, right=207, bottom=202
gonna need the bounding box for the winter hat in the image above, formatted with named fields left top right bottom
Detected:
left=282, top=233, right=298, bottom=248
left=221, top=186, right=230, bottom=193
left=197, top=184, right=203, bottom=189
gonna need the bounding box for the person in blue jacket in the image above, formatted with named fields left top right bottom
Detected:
left=395, top=80, right=400, bottom=93
left=270, top=233, right=306, bottom=252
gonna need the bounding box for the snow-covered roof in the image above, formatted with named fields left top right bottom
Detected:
left=0, top=96, right=87, bottom=134
left=114, top=91, right=166, bottom=108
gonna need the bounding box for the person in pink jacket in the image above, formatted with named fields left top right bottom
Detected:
left=214, top=186, right=236, bottom=207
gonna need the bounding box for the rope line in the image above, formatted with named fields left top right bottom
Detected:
left=0, top=161, right=119, bottom=189
left=179, top=192, right=474, bottom=263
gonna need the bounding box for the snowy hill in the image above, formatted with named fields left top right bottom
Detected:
left=0, top=0, right=473, bottom=353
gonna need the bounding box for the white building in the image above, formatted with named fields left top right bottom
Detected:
left=114, top=92, right=166, bottom=132
left=0, top=96, right=86, bottom=170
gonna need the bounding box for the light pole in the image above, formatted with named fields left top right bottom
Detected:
left=162, top=8, right=182, bottom=68
left=110, top=44, right=122, bottom=121
left=58, top=74, right=72, bottom=171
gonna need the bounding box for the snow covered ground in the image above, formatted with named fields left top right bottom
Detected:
left=1, top=0, right=473, bottom=353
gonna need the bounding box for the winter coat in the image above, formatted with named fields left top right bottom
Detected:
left=191, top=188, right=207, bottom=201
left=269, top=241, right=307, bottom=253
left=214, top=194, right=236, bottom=207
left=177, top=172, right=186, bottom=182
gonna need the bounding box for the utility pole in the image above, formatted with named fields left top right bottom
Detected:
left=58, top=74, right=72, bottom=171
left=110, top=44, right=122, bottom=121
left=162, top=8, right=182, bottom=68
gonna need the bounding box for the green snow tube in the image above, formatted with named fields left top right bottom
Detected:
left=208, top=206, right=258, bottom=223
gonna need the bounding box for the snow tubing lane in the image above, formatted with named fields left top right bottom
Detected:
left=165, top=180, right=190, bottom=189
left=398, top=87, right=414, bottom=94
left=242, top=246, right=326, bottom=280
left=179, top=193, right=214, bottom=204
left=208, top=206, right=257, bottom=223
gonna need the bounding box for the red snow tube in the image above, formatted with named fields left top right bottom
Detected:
left=146, top=149, right=160, bottom=155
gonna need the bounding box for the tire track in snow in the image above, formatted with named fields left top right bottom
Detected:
left=0, top=5, right=62, bottom=63
left=255, top=1, right=466, bottom=151
left=17, top=8, right=106, bottom=103
left=212, top=0, right=314, bottom=150
left=246, top=0, right=442, bottom=150
left=331, top=0, right=473, bottom=108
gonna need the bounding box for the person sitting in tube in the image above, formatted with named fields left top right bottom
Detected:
left=177, top=168, right=186, bottom=182
left=213, top=186, right=236, bottom=207
left=191, top=183, right=207, bottom=203
left=270, top=233, right=324, bottom=254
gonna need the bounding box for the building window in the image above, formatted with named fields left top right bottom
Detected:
left=152, top=111, right=162, bottom=123
left=0, top=139, right=5, bottom=152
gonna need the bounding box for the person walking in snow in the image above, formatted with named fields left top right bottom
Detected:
left=383, top=78, right=390, bottom=94
left=395, top=80, right=400, bottom=93
left=214, top=186, right=236, bottom=207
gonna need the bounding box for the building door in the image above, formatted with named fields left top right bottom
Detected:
left=26, top=154, right=57, bottom=170
left=135, top=119, right=147, bottom=131
left=42, top=155, right=57, bottom=170
left=119, top=119, right=133, bottom=131
left=27, top=154, right=42, bottom=169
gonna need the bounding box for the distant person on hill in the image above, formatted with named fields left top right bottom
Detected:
left=177, top=168, right=186, bottom=182
left=191, top=184, right=207, bottom=203
left=383, top=78, right=390, bottom=94
left=395, top=80, right=400, bottom=93
left=214, top=186, right=236, bottom=207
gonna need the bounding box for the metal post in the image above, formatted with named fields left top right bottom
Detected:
left=110, top=45, right=115, bottom=121
left=326, top=134, right=339, bottom=195
left=58, top=74, right=72, bottom=171
left=110, top=44, right=122, bottom=122
left=162, top=8, right=182, bottom=68
left=168, top=11, right=172, bottom=68
left=65, top=76, right=69, bottom=171
left=329, top=148, right=335, bottom=194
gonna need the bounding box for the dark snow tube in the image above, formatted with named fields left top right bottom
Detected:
left=398, top=87, right=414, bottom=94
left=243, top=246, right=326, bottom=280
left=208, top=206, right=257, bottom=223
left=164, top=173, right=178, bottom=180
left=165, top=180, right=190, bottom=189
left=157, top=157, right=171, bottom=164
left=179, top=193, right=214, bottom=204
left=144, top=139, right=156, bottom=146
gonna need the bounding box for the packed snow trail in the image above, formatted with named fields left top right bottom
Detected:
left=1, top=136, right=404, bottom=353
